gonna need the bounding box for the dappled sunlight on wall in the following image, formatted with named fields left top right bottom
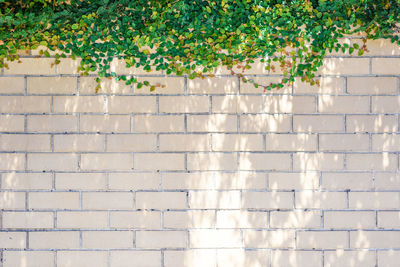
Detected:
left=1, top=40, right=400, bottom=267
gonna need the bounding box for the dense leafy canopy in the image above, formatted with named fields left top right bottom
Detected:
left=1, top=0, right=400, bottom=91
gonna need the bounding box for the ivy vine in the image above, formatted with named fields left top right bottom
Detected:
left=1, top=0, right=399, bottom=91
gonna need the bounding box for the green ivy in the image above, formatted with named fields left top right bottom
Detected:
left=1, top=0, right=399, bottom=91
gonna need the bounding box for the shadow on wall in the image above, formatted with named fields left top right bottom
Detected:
left=1, top=44, right=400, bottom=267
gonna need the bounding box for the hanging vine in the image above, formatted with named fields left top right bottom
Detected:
left=1, top=0, right=399, bottom=91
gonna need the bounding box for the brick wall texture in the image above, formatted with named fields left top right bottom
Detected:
left=0, top=38, right=400, bottom=266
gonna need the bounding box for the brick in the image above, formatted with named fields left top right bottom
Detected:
left=324, top=251, right=376, bottom=267
left=82, top=231, right=133, bottom=249
left=56, top=173, right=106, bottom=190
left=319, top=134, right=369, bottom=151
left=0, top=134, right=50, bottom=151
left=0, top=192, right=25, bottom=209
left=187, top=114, right=237, bottom=132
left=372, top=96, right=400, bottom=113
left=3, top=251, right=54, bottom=267
left=188, top=76, right=238, bottom=94
left=110, top=211, right=161, bottom=229
left=296, top=191, right=347, bottom=209
left=347, top=77, right=397, bottom=94
left=364, top=38, right=400, bottom=55
left=4, top=58, right=56, bottom=75
left=1, top=173, right=52, bottom=190
left=134, top=153, right=185, bottom=170
left=134, top=115, right=184, bottom=132
left=0, top=153, right=25, bottom=170
left=189, top=191, right=241, bottom=209
left=107, top=134, right=156, bottom=152
left=240, top=114, right=291, bottom=132
left=54, top=96, right=104, bottom=113
left=239, top=153, right=291, bottom=171
left=0, top=77, right=25, bottom=94
left=81, top=153, right=133, bottom=171
left=319, top=58, right=369, bottom=75
left=27, top=153, right=78, bottom=171
left=293, top=152, right=344, bottom=171
left=216, top=210, right=267, bottom=228
left=135, top=76, right=185, bottom=94
left=56, top=58, right=80, bottom=74
left=80, top=114, right=130, bottom=133
left=159, top=96, right=209, bottom=113
left=217, top=249, right=268, bottom=267
left=240, top=77, right=292, bottom=94
left=0, top=115, right=25, bottom=132
left=0, top=232, right=26, bottom=248
left=318, top=95, right=369, bottom=113
left=162, top=172, right=265, bottom=190
left=375, top=172, right=400, bottom=190
left=2, top=211, right=53, bottom=229
left=54, top=134, right=104, bottom=152
left=28, top=77, right=77, bottom=94
left=269, top=172, right=319, bottom=190
left=165, top=172, right=217, bottom=189
left=264, top=95, right=316, bottom=113
left=28, top=115, right=78, bottom=132
left=111, top=251, right=161, bottom=267
left=271, top=251, right=322, bottom=267
left=29, top=192, right=79, bottom=210
left=108, top=173, right=159, bottom=190
left=378, top=211, right=400, bottom=228
left=57, top=251, right=108, bottom=267
left=164, top=211, right=215, bottom=229
left=297, top=231, right=347, bottom=249
left=240, top=59, right=270, bottom=74
left=293, top=115, right=344, bottom=133
left=136, top=192, right=187, bottom=209
left=190, top=229, right=241, bottom=248
left=321, top=172, right=372, bottom=190
left=136, top=231, right=186, bottom=248
left=164, top=250, right=215, bottom=267
left=378, top=251, right=400, bottom=267
left=80, top=76, right=131, bottom=95
left=293, top=77, right=345, bottom=94
left=270, top=211, right=321, bottom=228
left=243, top=230, right=294, bottom=248
left=159, top=134, right=210, bottom=151
left=57, top=211, right=108, bottom=229
left=242, top=192, right=293, bottom=209
left=187, top=153, right=237, bottom=171
left=107, top=96, right=156, bottom=113
left=349, top=192, right=400, bottom=209
left=212, top=95, right=263, bottom=113
left=372, top=58, right=400, bottom=74
left=346, top=153, right=397, bottom=171
left=325, top=211, right=375, bottom=229
left=29, top=231, right=80, bottom=249
left=82, top=192, right=134, bottom=210
left=215, top=171, right=266, bottom=189
left=373, top=134, right=400, bottom=151
left=212, top=134, right=263, bottom=151
left=266, top=134, right=317, bottom=151
left=110, top=58, right=161, bottom=75
left=351, top=231, right=400, bottom=248
left=346, top=115, right=397, bottom=133
left=0, top=96, right=51, bottom=113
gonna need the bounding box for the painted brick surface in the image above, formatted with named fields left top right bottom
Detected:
left=0, top=39, right=400, bottom=266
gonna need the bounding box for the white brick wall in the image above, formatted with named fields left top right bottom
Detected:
left=1, top=38, right=400, bottom=266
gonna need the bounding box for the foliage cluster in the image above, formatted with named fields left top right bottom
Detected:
left=1, top=0, right=400, bottom=91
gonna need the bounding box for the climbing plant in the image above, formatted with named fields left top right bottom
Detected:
left=1, top=0, right=399, bottom=91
